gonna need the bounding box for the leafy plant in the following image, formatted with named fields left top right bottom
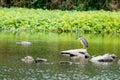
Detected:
left=0, top=8, right=120, bottom=33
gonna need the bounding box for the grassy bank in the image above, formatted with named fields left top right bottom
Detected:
left=0, top=8, right=120, bottom=33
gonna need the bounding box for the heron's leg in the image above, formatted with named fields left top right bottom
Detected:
left=83, top=45, right=85, bottom=49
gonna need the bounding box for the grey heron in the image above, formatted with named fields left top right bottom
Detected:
left=79, top=36, right=88, bottom=48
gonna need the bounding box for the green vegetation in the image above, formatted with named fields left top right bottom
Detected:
left=0, top=8, right=120, bottom=33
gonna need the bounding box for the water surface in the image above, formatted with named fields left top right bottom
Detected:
left=0, top=32, right=120, bottom=80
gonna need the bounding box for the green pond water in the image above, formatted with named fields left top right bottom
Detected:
left=0, top=32, right=120, bottom=80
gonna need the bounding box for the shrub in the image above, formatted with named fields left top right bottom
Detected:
left=0, top=8, right=120, bottom=33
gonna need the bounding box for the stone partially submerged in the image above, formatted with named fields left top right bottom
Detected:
left=59, top=61, right=73, bottom=65
left=21, top=56, right=47, bottom=64
left=60, top=49, right=90, bottom=59
left=35, top=57, right=47, bottom=63
left=60, top=49, right=90, bottom=65
left=90, top=53, right=118, bottom=66
left=16, top=41, right=32, bottom=45
left=117, top=60, right=120, bottom=65
left=21, top=56, right=34, bottom=64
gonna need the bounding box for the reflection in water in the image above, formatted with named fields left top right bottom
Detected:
left=0, top=32, right=120, bottom=79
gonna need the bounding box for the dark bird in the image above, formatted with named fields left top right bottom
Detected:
left=79, top=36, right=88, bottom=48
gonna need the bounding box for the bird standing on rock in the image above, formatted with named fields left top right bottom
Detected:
left=79, top=36, right=88, bottom=48
left=60, top=36, right=89, bottom=60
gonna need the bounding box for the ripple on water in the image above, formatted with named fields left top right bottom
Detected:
left=0, top=63, right=120, bottom=80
